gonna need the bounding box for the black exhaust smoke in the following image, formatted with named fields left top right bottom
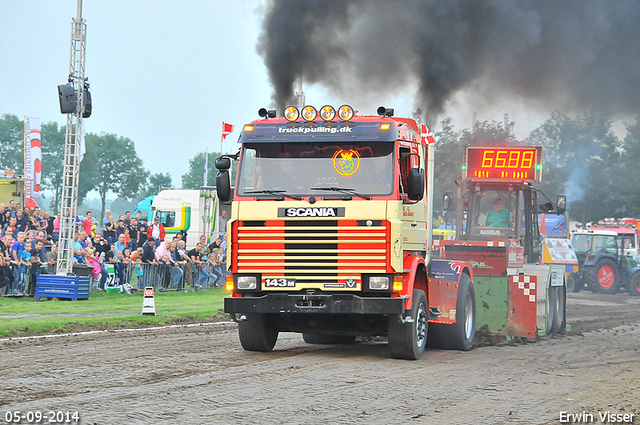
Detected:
left=258, top=0, right=640, bottom=124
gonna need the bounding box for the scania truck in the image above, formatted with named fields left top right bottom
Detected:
left=216, top=105, right=533, bottom=359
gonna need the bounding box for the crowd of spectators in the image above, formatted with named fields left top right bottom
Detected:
left=0, top=200, right=227, bottom=296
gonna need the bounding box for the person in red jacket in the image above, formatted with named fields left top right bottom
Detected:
left=147, top=216, right=166, bottom=242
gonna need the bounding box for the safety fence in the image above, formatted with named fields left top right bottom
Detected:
left=0, top=261, right=227, bottom=297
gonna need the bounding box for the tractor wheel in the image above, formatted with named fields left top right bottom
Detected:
left=566, top=273, right=583, bottom=293
left=238, top=313, right=279, bottom=352
left=627, top=271, right=640, bottom=296
left=302, top=334, right=356, bottom=344
left=427, top=274, right=476, bottom=351
left=585, top=259, right=619, bottom=294
left=388, top=289, right=428, bottom=360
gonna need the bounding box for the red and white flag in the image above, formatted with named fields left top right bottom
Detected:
left=222, top=122, right=234, bottom=139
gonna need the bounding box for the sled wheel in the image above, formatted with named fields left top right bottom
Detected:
left=427, top=274, right=475, bottom=351
left=238, top=313, right=279, bottom=352
left=388, top=289, right=428, bottom=360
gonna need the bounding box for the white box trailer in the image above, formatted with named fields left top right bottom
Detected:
left=149, top=186, right=229, bottom=250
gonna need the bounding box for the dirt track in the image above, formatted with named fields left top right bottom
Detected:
left=1, top=291, right=640, bottom=425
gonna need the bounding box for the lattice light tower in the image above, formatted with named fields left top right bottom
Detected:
left=57, top=0, right=88, bottom=275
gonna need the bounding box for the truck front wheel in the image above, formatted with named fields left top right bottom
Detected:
left=238, top=313, right=279, bottom=352
left=388, top=289, right=428, bottom=360
left=567, top=273, right=582, bottom=293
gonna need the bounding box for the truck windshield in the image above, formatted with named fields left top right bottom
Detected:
left=236, top=142, right=395, bottom=197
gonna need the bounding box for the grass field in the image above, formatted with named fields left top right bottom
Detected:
left=0, top=289, right=229, bottom=337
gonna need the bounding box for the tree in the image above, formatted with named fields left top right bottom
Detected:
left=619, top=116, right=640, bottom=217
left=182, top=151, right=222, bottom=190
left=85, top=132, right=149, bottom=223
left=527, top=111, right=622, bottom=222
left=0, top=114, right=25, bottom=172
left=143, top=172, right=172, bottom=198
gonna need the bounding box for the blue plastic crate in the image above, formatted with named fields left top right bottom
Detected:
left=35, top=275, right=90, bottom=301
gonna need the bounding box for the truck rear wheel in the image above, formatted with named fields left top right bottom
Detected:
left=238, top=313, right=279, bottom=352
left=585, top=259, right=619, bottom=294
left=388, top=289, right=428, bottom=360
left=302, top=334, right=356, bottom=344
left=427, top=274, right=475, bottom=351
left=628, top=271, right=640, bottom=296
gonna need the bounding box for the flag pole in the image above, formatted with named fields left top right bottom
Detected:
left=220, top=121, right=224, bottom=154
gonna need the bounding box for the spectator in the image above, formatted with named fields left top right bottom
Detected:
left=123, top=211, right=131, bottom=226
left=0, top=209, right=11, bottom=229
left=208, top=236, right=222, bottom=253
left=129, top=217, right=141, bottom=250
left=141, top=237, right=156, bottom=263
left=104, top=215, right=116, bottom=244
left=114, top=233, right=126, bottom=254
left=15, top=210, right=28, bottom=233
left=147, top=216, right=166, bottom=242
left=176, top=240, right=192, bottom=286
left=52, top=212, right=61, bottom=241
left=207, top=247, right=224, bottom=287
left=103, top=210, right=112, bottom=233
left=0, top=250, right=12, bottom=292
left=169, top=242, right=184, bottom=290
left=45, top=211, right=55, bottom=236
left=82, top=211, right=94, bottom=237
left=155, top=239, right=172, bottom=262
left=11, top=231, right=28, bottom=294
left=139, top=218, right=149, bottom=246
left=29, top=239, right=47, bottom=295
left=73, top=230, right=88, bottom=263
left=24, top=230, right=36, bottom=251
left=8, top=200, right=17, bottom=217
left=220, top=233, right=228, bottom=250
left=46, top=243, right=58, bottom=275
left=188, top=242, right=209, bottom=289
left=219, top=210, right=228, bottom=232
left=115, top=219, right=126, bottom=239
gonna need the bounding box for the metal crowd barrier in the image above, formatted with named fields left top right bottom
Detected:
left=101, top=262, right=227, bottom=292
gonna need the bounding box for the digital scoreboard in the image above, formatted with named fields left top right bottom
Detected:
left=464, top=146, right=542, bottom=183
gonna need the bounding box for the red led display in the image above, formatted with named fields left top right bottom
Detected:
left=464, top=147, right=542, bottom=183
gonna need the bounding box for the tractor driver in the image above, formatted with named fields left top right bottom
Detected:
left=485, top=198, right=512, bottom=228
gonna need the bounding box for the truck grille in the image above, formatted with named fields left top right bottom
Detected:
left=235, top=219, right=390, bottom=290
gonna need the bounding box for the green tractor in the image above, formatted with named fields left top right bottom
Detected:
left=570, top=229, right=640, bottom=295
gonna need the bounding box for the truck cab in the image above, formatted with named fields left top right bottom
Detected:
left=217, top=105, right=475, bottom=360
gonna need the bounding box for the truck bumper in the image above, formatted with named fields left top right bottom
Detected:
left=224, top=293, right=404, bottom=315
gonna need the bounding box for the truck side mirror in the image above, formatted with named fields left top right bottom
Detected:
left=556, top=195, right=566, bottom=214
left=215, top=156, right=232, bottom=203
left=406, top=168, right=424, bottom=201
left=443, top=192, right=453, bottom=212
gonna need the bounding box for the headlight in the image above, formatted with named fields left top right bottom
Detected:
left=301, top=105, right=317, bottom=122
left=369, top=276, right=389, bottom=290
left=284, top=106, right=299, bottom=122
left=338, top=104, right=354, bottom=121
left=319, top=105, right=336, bottom=121
left=236, top=276, right=257, bottom=290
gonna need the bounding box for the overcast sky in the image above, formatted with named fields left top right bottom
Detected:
left=1, top=1, right=618, bottom=190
